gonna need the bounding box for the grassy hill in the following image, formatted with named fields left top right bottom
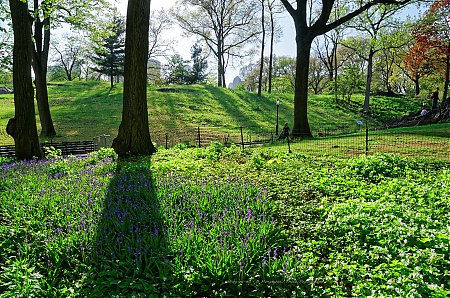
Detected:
left=0, top=80, right=425, bottom=145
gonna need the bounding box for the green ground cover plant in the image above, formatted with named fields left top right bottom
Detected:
left=1, top=142, right=449, bottom=296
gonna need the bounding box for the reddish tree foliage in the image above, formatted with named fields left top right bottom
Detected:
left=406, top=0, right=450, bottom=99
left=403, top=31, right=434, bottom=95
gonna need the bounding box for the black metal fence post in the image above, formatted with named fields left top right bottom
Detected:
left=240, top=126, right=244, bottom=150
left=365, top=116, right=369, bottom=155
left=165, top=133, right=168, bottom=149
left=197, top=127, right=201, bottom=148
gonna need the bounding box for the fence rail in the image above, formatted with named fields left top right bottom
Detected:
left=0, top=141, right=96, bottom=158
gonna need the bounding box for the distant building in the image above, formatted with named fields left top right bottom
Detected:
left=147, top=59, right=162, bottom=83
left=228, top=76, right=242, bottom=89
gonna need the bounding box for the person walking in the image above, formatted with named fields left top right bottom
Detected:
left=279, top=123, right=290, bottom=140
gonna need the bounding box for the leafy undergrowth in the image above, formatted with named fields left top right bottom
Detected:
left=0, top=145, right=449, bottom=297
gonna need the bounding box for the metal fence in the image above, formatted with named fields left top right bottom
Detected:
left=0, top=124, right=448, bottom=160
left=149, top=124, right=449, bottom=160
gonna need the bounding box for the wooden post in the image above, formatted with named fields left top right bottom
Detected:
left=240, top=126, right=244, bottom=150
left=198, top=127, right=201, bottom=148
left=165, top=133, right=168, bottom=149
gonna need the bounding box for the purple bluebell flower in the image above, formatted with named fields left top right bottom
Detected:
left=246, top=208, right=253, bottom=220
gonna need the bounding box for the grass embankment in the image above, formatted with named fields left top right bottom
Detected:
left=0, top=81, right=425, bottom=145
left=1, top=143, right=449, bottom=296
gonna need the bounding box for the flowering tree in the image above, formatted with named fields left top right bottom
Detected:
left=403, top=30, right=434, bottom=95
left=411, top=0, right=450, bottom=100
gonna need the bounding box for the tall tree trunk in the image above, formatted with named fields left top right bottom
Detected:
left=292, top=30, right=313, bottom=137
left=268, top=8, right=274, bottom=94
left=32, top=0, right=56, bottom=137
left=33, top=65, right=55, bottom=137
left=110, top=48, right=114, bottom=88
left=8, top=0, right=43, bottom=160
left=221, top=54, right=226, bottom=87
left=112, top=0, right=155, bottom=157
left=64, top=66, right=72, bottom=81
left=363, top=50, right=375, bottom=113
left=217, top=38, right=223, bottom=87
left=334, top=39, right=338, bottom=104
left=257, top=0, right=265, bottom=96
left=414, top=76, right=420, bottom=96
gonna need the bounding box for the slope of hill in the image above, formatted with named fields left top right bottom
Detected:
left=0, top=81, right=425, bottom=145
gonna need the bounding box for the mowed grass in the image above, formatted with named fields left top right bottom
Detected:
left=1, top=144, right=449, bottom=296
left=281, top=123, right=450, bottom=160
left=0, top=80, right=425, bottom=145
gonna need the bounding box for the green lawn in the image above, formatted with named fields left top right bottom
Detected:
left=0, top=80, right=426, bottom=145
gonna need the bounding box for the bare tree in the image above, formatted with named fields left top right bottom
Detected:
left=51, top=33, right=87, bottom=81
left=266, top=0, right=283, bottom=93
left=309, top=55, right=328, bottom=94
left=174, top=0, right=260, bottom=87
left=148, top=9, right=174, bottom=60
left=257, top=0, right=266, bottom=96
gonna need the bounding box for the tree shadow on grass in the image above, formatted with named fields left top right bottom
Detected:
left=203, top=85, right=262, bottom=128
left=81, top=159, right=170, bottom=296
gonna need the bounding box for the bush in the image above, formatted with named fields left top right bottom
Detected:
left=97, top=147, right=118, bottom=160
left=205, top=141, right=226, bottom=161
left=43, top=146, right=62, bottom=159
left=346, top=153, right=414, bottom=182
left=0, top=156, right=13, bottom=164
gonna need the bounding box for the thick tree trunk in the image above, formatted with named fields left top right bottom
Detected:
left=112, top=0, right=155, bottom=157
left=32, top=4, right=56, bottom=138
left=8, top=0, right=43, bottom=160
left=257, top=1, right=265, bottom=96
left=363, top=50, right=375, bottom=113
left=292, top=31, right=313, bottom=137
